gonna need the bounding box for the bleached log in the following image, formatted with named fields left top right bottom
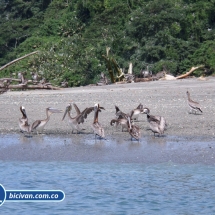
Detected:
left=0, top=51, right=39, bottom=71
left=128, top=62, right=133, bottom=74
left=0, top=84, right=61, bottom=90
left=176, top=65, right=204, bottom=79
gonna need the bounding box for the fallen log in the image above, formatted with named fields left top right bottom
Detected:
left=0, top=84, right=61, bottom=90
left=135, top=77, right=154, bottom=82
left=176, top=65, right=204, bottom=79
left=0, top=78, right=34, bottom=83
left=0, top=51, right=39, bottom=71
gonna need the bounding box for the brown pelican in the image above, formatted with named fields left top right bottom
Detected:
left=141, top=65, right=152, bottom=78
left=186, top=91, right=203, bottom=114
left=31, top=107, right=62, bottom=134
left=31, top=72, right=40, bottom=84
left=61, top=80, right=68, bottom=88
left=143, top=108, right=167, bottom=136
left=115, top=105, right=128, bottom=119
left=91, top=103, right=105, bottom=139
left=19, top=106, right=31, bottom=133
left=18, top=72, right=28, bottom=86
left=62, top=103, right=95, bottom=134
left=126, top=112, right=141, bottom=141
left=130, top=103, right=143, bottom=121
left=110, top=116, right=128, bottom=132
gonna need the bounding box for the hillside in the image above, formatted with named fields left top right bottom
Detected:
left=0, top=0, right=215, bottom=87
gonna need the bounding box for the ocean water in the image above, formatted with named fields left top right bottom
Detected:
left=1, top=161, right=215, bottom=214
left=0, top=134, right=215, bottom=214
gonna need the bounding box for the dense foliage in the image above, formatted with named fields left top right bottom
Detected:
left=0, top=0, right=215, bottom=86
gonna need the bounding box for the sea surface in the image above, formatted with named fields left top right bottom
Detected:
left=0, top=134, right=215, bottom=214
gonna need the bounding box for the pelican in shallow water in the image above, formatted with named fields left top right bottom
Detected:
left=62, top=103, right=96, bottom=134
left=126, top=112, right=141, bottom=141
left=91, top=103, right=105, bottom=139
left=186, top=91, right=203, bottom=114
left=143, top=107, right=167, bottom=136
left=31, top=107, right=62, bottom=134
left=19, top=106, right=31, bottom=133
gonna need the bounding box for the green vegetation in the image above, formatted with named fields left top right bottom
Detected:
left=0, top=0, right=215, bottom=86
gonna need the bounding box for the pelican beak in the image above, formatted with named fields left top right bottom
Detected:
left=62, top=106, right=69, bottom=121
left=48, top=108, right=63, bottom=113
left=99, top=107, right=105, bottom=110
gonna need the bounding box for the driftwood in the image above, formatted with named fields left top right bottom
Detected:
left=1, top=84, right=61, bottom=90
left=114, top=81, right=127, bottom=84
left=159, top=65, right=205, bottom=81
left=0, top=74, right=61, bottom=92
left=0, top=51, right=63, bottom=93
left=135, top=77, right=155, bottom=82
left=176, top=65, right=204, bottom=79
left=0, top=78, right=34, bottom=83
left=0, top=51, right=39, bottom=71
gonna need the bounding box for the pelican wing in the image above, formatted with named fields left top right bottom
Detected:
left=82, top=107, right=94, bottom=119
left=149, top=121, right=161, bottom=134
left=116, top=111, right=127, bottom=119
left=73, top=103, right=81, bottom=115
left=159, top=117, right=166, bottom=134
left=82, top=106, right=104, bottom=120
left=136, top=103, right=143, bottom=110
left=115, top=105, right=120, bottom=113
left=149, top=115, right=160, bottom=124
left=188, top=100, right=202, bottom=112
left=76, top=112, right=87, bottom=124
left=31, top=120, right=41, bottom=130
left=75, top=107, right=94, bottom=124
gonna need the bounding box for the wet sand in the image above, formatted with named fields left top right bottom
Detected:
left=0, top=134, right=214, bottom=164
left=0, top=77, right=215, bottom=163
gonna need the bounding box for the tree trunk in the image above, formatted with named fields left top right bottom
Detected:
left=102, top=55, right=115, bottom=83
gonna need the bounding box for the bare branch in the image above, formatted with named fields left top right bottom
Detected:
left=0, top=51, right=39, bottom=71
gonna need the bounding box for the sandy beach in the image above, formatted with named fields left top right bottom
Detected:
left=0, top=77, right=215, bottom=138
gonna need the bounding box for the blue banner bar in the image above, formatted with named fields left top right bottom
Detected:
left=6, top=190, right=65, bottom=202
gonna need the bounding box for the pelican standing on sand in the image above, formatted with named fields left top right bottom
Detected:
left=62, top=103, right=94, bottom=134
left=19, top=106, right=31, bottom=133
left=186, top=91, right=203, bottom=114
left=110, top=116, right=128, bottom=132
left=31, top=107, right=62, bottom=134
left=143, top=107, right=166, bottom=136
left=115, top=105, right=127, bottom=119
left=130, top=103, right=143, bottom=121
left=91, top=103, right=105, bottom=139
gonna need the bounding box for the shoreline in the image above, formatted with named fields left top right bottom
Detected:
left=0, top=133, right=214, bottom=164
